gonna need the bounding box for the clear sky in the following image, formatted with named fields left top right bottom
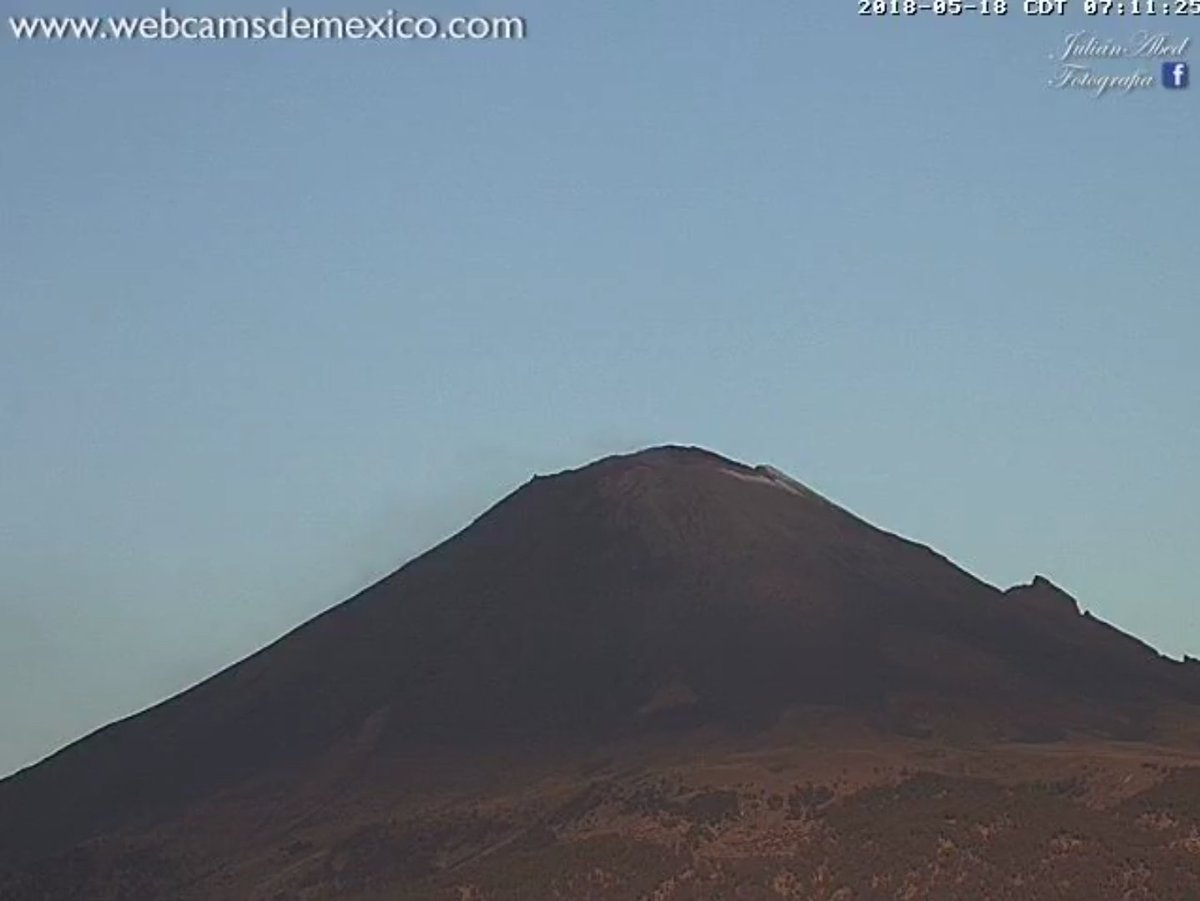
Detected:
left=1, top=0, right=1196, bottom=776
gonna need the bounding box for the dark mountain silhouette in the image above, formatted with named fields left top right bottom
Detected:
left=3, top=446, right=1200, bottom=900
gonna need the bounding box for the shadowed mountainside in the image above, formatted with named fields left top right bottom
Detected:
left=3, top=446, right=1200, bottom=900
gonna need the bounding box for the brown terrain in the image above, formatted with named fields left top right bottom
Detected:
left=3, top=446, right=1200, bottom=900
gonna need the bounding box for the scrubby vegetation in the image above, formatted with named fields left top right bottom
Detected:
left=6, top=748, right=1200, bottom=900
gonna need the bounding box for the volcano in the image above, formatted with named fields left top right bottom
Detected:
left=3, top=446, right=1200, bottom=900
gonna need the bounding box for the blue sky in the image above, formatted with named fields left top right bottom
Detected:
left=1, top=1, right=1197, bottom=776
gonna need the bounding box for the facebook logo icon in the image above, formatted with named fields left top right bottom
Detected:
left=1162, top=62, right=1189, bottom=90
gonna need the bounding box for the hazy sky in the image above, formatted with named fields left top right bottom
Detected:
left=2, top=1, right=1197, bottom=777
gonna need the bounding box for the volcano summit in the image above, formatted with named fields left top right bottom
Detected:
left=3, top=447, right=1199, bottom=900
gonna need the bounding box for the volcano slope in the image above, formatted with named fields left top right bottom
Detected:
left=3, top=446, right=1200, bottom=900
